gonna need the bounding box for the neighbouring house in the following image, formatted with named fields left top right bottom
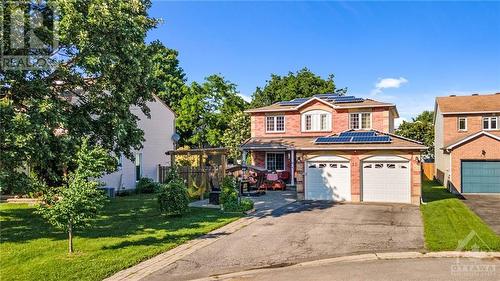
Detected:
left=434, top=93, right=500, bottom=194
left=242, top=94, right=426, bottom=205
left=100, top=95, right=176, bottom=191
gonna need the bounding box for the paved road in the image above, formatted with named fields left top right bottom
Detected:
left=144, top=201, right=424, bottom=281
left=205, top=257, right=500, bottom=281
left=463, top=195, right=500, bottom=235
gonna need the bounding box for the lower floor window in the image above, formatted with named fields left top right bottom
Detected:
left=135, top=153, right=142, bottom=181
left=266, top=153, right=285, bottom=171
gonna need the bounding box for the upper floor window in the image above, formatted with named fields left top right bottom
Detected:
left=266, top=115, right=285, bottom=132
left=350, top=112, right=371, bottom=130
left=483, top=116, right=498, bottom=130
left=301, top=110, right=332, bottom=132
left=458, top=117, right=467, bottom=131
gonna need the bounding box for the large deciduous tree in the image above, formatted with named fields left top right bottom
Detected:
left=250, top=68, right=346, bottom=107
left=395, top=111, right=435, bottom=158
left=148, top=40, right=188, bottom=111
left=176, top=75, right=247, bottom=147
left=1, top=0, right=158, bottom=193
left=221, top=112, right=250, bottom=161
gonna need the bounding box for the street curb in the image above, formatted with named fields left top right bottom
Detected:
left=191, top=251, right=500, bottom=281
left=103, top=215, right=260, bottom=281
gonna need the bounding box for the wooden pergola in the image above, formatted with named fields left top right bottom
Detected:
left=165, top=147, right=230, bottom=173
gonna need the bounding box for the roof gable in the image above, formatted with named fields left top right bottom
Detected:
left=436, top=93, right=500, bottom=114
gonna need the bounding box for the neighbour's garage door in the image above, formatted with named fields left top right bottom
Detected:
left=362, top=159, right=411, bottom=204
left=305, top=159, right=351, bottom=201
left=462, top=161, right=500, bottom=193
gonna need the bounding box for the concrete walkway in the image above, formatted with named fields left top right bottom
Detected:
left=104, top=190, right=297, bottom=281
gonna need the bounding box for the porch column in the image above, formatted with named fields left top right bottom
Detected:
left=241, top=150, right=248, bottom=165
left=290, top=150, right=295, bottom=185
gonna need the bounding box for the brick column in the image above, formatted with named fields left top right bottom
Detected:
left=411, top=154, right=422, bottom=205
left=295, top=152, right=304, bottom=200
left=350, top=154, right=360, bottom=202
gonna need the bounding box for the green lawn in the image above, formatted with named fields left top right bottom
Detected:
left=0, top=194, right=242, bottom=281
left=420, top=180, right=500, bottom=251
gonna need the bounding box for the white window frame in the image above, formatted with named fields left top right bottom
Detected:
left=301, top=110, right=332, bottom=132
left=266, top=115, right=285, bottom=133
left=265, top=152, right=285, bottom=171
left=349, top=112, right=372, bottom=130
left=483, top=116, right=498, bottom=130
left=457, top=117, right=467, bottom=131
left=135, top=152, right=143, bottom=181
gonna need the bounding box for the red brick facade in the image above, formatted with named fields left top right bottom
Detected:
left=449, top=134, right=500, bottom=192
left=250, top=102, right=392, bottom=138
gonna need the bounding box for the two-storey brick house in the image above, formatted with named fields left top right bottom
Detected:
left=434, top=93, right=500, bottom=194
left=242, top=94, right=426, bottom=205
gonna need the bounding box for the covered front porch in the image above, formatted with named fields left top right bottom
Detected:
left=241, top=142, right=297, bottom=186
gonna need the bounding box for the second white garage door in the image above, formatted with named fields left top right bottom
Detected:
left=362, top=157, right=411, bottom=204
left=306, top=156, right=351, bottom=201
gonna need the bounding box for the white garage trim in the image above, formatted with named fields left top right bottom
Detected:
left=305, top=157, right=351, bottom=201
left=362, top=155, right=410, bottom=162
left=361, top=156, right=411, bottom=204
left=307, top=155, right=349, bottom=162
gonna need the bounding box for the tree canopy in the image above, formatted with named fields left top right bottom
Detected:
left=1, top=0, right=158, bottom=192
left=395, top=111, right=434, bottom=158
left=250, top=67, right=346, bottom=108
left=176, top=75, right=247, bottom=147
left=148, top=40, right=188, bottom=111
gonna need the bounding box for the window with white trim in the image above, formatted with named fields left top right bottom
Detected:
left=301, top=110, right=331, bottom=132
left=266, top=116, right=285, bottom=132
left=483, top=116, right=498, bottom=130
left=266, top=153, right=285, bottom=171
left=350, top=112, right=371, bottom=129
left=135, top=153, right=142, bottom=181
left=458, top=117, right=467, bottom=131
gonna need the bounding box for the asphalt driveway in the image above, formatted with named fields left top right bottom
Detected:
left=143, top=201, right=424, bottom=281
left=463, top=194, right=500, bottom=235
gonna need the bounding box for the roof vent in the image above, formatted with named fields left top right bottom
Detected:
left=472, top=94, right=479, bottom=96
left=449, top=94, right=456, bottom=97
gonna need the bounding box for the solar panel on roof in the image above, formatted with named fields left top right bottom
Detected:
left=351, top=136, right=391, bottom=143
left=278, top=97, right=309, bottom=106
left=334, top=98, right=364, bottom=103
left=315, top=134, right=391, bottom=144
left=339, top=131, right=376, bottom=137
left=315, top=136, right=352, bottom=143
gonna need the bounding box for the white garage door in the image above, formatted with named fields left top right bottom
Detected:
left=306, top=158, right=351, bottom=201
left=362, top=159, right=411, bottom=204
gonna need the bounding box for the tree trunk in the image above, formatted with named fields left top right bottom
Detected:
left=68, top=223, right=73, bottom=254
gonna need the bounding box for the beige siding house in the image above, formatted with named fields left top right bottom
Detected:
left=100, top=96, right=176, bottom=191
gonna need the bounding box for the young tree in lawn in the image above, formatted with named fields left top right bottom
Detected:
left=250, top=68, right=346, bottom=107
left=1, top=0, right=158, bottom=193
left=37, top=139, right=115, bottom=253
left=395, top=111, right=435, bottom=158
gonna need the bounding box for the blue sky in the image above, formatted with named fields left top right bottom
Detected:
left=147, top=1, right=500, bottom=123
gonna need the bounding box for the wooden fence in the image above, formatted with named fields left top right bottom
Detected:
left=158, top=165, right=224, bottom=192
left=421, top=163, right=435, bottom=181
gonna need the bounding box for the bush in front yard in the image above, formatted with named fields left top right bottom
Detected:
left=239, top=198, right=254, bottom=212
left=157, top=179, right=189, bottom=215
left=135, top=177, right=158, bottom=194
left=220, top=176, right=239, bottom=211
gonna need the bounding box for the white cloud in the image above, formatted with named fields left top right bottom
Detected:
left=375, top=77, right=408, bottom=89
left=371, top=77, right=408, bottom=96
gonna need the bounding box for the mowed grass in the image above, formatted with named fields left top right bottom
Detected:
left=0, top=194, right=242, bottom=281
left=420, top=180, right=500, bottom=251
